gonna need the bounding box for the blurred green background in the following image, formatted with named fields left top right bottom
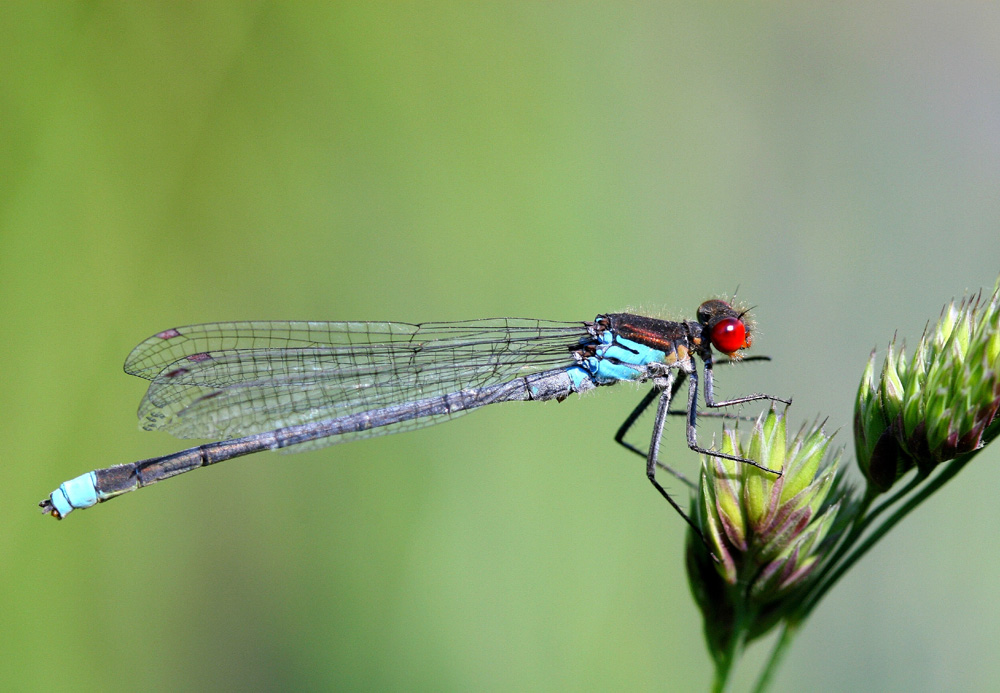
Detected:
left=4, top=3, right=999, bottom=691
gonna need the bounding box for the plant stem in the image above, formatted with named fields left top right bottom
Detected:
left=863, top=472, right=926, bottom=528
left=800, top=452, right=975, bottom=616
left=710, top=603, right=744, bottom=693
left=752, top=620, right=799, bottom=693
left=803, top=488, right=875, bottom=596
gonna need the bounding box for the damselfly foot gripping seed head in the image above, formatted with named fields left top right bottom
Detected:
left=687, top=409, right=852, bottom=654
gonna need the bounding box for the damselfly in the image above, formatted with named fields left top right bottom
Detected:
left=41, top=299, right=789, bottom=536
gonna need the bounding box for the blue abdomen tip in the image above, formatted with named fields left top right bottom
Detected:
left=49, top=472, right=99, bottom=518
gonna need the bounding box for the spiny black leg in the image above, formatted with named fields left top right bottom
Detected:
left=645, top=373, right=719, bottom=561
left=720, top=355, right=772, bottom=366
left=685, top=359, right=784, bottom=475
left=613, top=355, right=773, bottom=452
left=668, top=409, right=758, bottom=421
left=669, top=355, right=776, bottom=420
left=615, top=374, right=694, bottom=487
left=702, top=357, right=792, bottom=409
left=613, top=386, right=660, bottom=457
left=614, top=355, right=775, bottom=475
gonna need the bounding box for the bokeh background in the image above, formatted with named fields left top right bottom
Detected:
left=4, top=4, right=1000, bottom=691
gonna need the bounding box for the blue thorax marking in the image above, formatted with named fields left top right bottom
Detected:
left=565, top=332, right=668, bottom=388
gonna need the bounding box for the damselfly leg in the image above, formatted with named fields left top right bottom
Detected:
left=682, top=355, right=791, bottom=473
left=612, top=352, right=789, bottom=552
left=614, top=355, right=775, bottom=486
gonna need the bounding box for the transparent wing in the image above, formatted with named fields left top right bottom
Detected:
left=125, top=319, right=589, bottom=449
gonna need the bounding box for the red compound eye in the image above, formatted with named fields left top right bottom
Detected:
left=710, top=317, right=748, bottom=354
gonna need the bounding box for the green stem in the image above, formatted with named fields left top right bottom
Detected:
left=810, top=471, right=924, bottom=591
left=864, top=472, right=927, bottom=528
left=800, top=452, right=975, bottom=617
left=817, top=470, right=923, bottom=586
left=710, top=600, right=756, bottom=693
left=751, top=620, right=799, bottom=693
left=711, top=552, right=776, bottom=692
left=801, top=488, right=876, bottom=596
left=711, top=650, right=734, bottom=693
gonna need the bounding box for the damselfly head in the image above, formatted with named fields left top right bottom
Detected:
left=697, top=299, right=754, bottom=357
